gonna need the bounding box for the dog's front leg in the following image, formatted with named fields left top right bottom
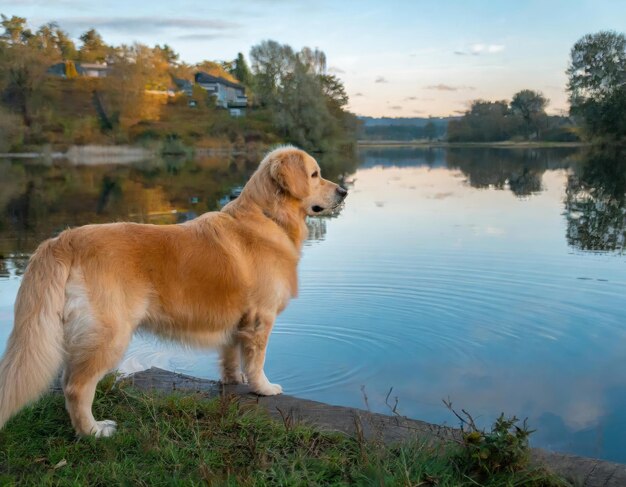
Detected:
left=238, top=311, right=282, bottom=396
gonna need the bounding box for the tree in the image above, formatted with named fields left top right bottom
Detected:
left=0, top=46, right=50, bottom=128
left=249, top=40, right=356, bottom=151
left=230, top=52, right=253, bottom=86
left=79, top=29, right=108, bottom=62
left=567, top=31, right=626, bottom=138
left=273, top=58, right=338, bottom=151
left=510, top=90, right=548, bottom=139
left=424, top=121, right=437, bottom=141
left=0, top=15, right=29, bottom=45
left=298, top=47, right=326, bottom=75
left=249, top=40, right=296, bottom=105
left=448, top=100, right=513, bottom=142
left=155, top=44, right=178, bottom=66
left=55, top=27, right=77, bottom=60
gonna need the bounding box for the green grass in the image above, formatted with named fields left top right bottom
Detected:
left=0, top=377, right=566, bottom=486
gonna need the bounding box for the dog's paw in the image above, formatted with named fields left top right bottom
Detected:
left=92, top=419, right=117, bottom=438
left=252, top=381, right=283, bottom=396
left=221, top=373, right=246, bottom=385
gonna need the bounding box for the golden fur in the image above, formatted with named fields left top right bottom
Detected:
left=0, top=146, right=347, bottom=437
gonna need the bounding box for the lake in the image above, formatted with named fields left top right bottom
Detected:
left=1, top=146, right=625, bottom=463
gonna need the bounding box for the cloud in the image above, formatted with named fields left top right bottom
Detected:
left=426, top=84, right=456, bottom=91
left=389, top=105, right=402, bottom=110
left=375, top=76, right=388, bottom=83
left=486, top=44, right=505, bottom=53
left=177, top=33, right=228, bottom=41
left=425, top=84, right=475, bottom=92
left=53, top=16, right=240, bottom=36
left=352, top=92, right=364, bottom=97
left=454, top=43, right=505, bottom=56
left=405, top=96, right=418, bottom=101
left=453, top=110, right=466, bottom=114
left=328, top=66, right=345, bottom=74
left=412, top=110, right=424, bottom=114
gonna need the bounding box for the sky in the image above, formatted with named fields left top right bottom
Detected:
left=2, top=0, right=625, bottom=117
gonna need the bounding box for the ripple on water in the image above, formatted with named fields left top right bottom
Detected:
left=277, top=250, right=625, bottom=395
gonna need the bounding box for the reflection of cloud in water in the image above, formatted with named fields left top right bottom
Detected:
left=430, top=192, right=454, bottom=200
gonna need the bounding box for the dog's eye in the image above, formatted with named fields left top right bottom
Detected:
left=311, top=171, right=319, bottom=178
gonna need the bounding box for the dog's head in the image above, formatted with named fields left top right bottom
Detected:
left=266, top=147, right=348, bottom=216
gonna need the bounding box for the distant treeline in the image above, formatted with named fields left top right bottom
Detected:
left=450, top=31, right=625, bottom=144
left=0, top=15, right=358, bottom=152
left=448, top=95, right=580, bottom=143
left=359, top=117, right=449, bottom=141
left=361, top=31, right=625, bottom=144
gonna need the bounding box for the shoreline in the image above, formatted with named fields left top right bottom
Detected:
left=0, top=140, right=589, bottom=161
left=357, top=140, right=588, bottom=148
left=126, top=367, right=625, bottom=487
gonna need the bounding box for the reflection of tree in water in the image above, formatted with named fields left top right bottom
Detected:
left=316, top=150, right=359, bottom=181
left=446, top=148, right=578, bottom=196
left=305, top=217, right=327, bottom=242
left=565, top=145, right=626, bottom=252
left=358, top=147, right=446, bottom=169
left=0, top=256, right=29, bottom=278
left=0, top=149, right=358, bottom=255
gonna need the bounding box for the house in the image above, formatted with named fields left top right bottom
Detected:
left=194, top=72, right=247, bottom=116
left=171, top=77, right=193, bottom=97
left=47, top=61, right=110, bottom=78
left=80, top=63, right=109, bottom=78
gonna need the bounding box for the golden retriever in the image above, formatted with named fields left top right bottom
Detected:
left=0, top=146, right=347, bottom=437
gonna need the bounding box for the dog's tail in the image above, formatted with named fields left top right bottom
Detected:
left=0, top=236, right=71, bottom=429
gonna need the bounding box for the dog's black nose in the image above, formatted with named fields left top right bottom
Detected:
left=336, top=186, right=348, bottom=199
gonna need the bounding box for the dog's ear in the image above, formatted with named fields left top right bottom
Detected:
left=269, top=150, right=309, bottom=200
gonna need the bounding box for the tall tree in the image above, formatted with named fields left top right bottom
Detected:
left=510, top=90, right=548, bottom=139
left=0, top=15, right=29, bottom=44
left=424, top=121, right=437, bottom=141
left=249, top=40, right=296, bottom=106
left=448, top=100, right=513, bottom=142
left=0, top=16, right=50, bottom=129
left=567, top=31, right=626, bottom=138
left=54, top=27, right=77, bottom=60
left=298, top=47, right=326, bottom=75
left=249, top=40, right=355, bottom=150
left=79, top=29, right=108, bottom=62
left=155, top=44, right=179, bottom=66
left=230, top=52, right=253, bottom=86
left=320, top=74, right=348, bottom=110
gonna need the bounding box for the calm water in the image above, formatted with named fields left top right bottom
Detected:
left=1, top=146, right=626, bottom=463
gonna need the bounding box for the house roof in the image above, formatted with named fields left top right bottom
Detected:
left=172, top=77, right=193, bottom=90
left=194, top=72, right=245, bottom=91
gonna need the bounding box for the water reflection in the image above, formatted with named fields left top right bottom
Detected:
left=446, top=147, right=579, bottom=196
left=565, top=145, right=626, bottom=252
left=2, top=146, right=626, bottom=463
left=0, top=151, right=359, bottom=256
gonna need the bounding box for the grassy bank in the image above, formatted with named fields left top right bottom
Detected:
left=0, top=377, right=565, bottom=486
left=357, top=140, right=588, bottom=149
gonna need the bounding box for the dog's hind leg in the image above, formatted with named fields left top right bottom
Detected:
left=220, top=338, right=244, bottom=384
left=62, top=321, right=132, bottom=437
left=238, top=312, right=282, bottom=396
